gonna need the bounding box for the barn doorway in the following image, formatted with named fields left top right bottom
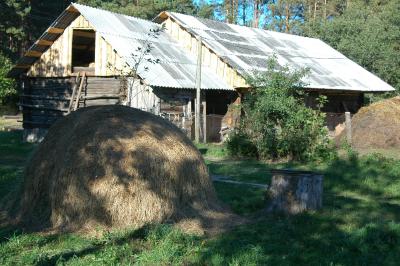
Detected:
left=71, top=29, right=95, bottom=74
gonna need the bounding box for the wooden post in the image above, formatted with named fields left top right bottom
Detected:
left=267, top=169, right=323, bottom=214
left=20, top=79, right=25, bottom=112
left=187, top=99, right=193, bottom=138
left=187, top=99, right=192, bottom=118
left=182, top=104, right=186, bottom=129
left=195, top=37, right=202, bottom=143
left=345, top=111, right=352, bottom=144
left=202, top=92, right=207, bottom=143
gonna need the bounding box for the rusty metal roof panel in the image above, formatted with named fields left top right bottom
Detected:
left=165, top=12, right=395, bottom=92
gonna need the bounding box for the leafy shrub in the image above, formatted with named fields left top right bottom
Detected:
left=226, top=130, right=258, bottom=158
left=0, top=53, right=16, bottom=104
left=229, top=57, right=332, bottom=161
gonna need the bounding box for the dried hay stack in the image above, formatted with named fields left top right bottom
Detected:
left=19, top=105, right=231, bottom=233
left=350, top=96, right=400, bottom=149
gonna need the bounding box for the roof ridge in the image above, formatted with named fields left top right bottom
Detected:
left=166, top=11, right=321, bottom=42
left=71, top=2, right=158, bottom=26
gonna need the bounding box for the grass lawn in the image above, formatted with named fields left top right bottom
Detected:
left=0, top=116, right=22, bottom=131
left=1, top=132, right=400, bottom=265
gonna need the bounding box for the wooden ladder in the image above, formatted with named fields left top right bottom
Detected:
left=67, top=72, right=86, bottom=114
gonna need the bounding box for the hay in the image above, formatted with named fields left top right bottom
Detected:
left=18, top=105, right=238, bottom=234
left=348, top=96, right=400, bottom=149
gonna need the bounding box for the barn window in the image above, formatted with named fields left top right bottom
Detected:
left=71, top=29, right=95, bottom=73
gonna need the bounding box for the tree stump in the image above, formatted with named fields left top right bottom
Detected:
left=266, top=169, right=323, bottom=214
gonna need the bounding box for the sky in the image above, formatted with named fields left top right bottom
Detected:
left=194, top=0, right=273, bottom=28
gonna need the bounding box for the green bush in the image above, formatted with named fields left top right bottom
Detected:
left=0, top=53, right=16, bottom=104
left=229, top=57, right=332, bottom=161
left=226, top=130, right=258, bottom=158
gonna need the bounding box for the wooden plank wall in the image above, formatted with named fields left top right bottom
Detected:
left=28, top=15, right=125, bottom=77
left=305, top=91, right=363, bottom=113
left=162, top=17, right=248, bottom=89
left=22, top=78, right=72, bottom=128
left=127, top=78, right=161, bottom=113
left=21, top=77, right=123, bottom=129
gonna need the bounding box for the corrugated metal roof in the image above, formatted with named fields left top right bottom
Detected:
left=164, top=12, right=395, bottom=92
left=10, top=3, right=234, bottom=91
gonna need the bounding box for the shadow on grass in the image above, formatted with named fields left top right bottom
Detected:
left=198, top=148, right=208, bottom=155
left=199, top=210, right=400, bottom=265
left=34, top=227, right=148, bottom=265
left=202, top=153, right=400, bottom=264
left=207, top=159, right=274, bottom=184
left=0, top=224, right=151, bottom=265
left=324, top=153, right=400, bottom=199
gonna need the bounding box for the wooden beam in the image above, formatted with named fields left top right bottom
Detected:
left=25, top=50, right=42, bottom=57
left=36, top=39, right=53, bottom=46
left=195, top=36, right=202, bottom=143
left=345, top=112, right=352, bottom=144
left=72, top=44, right=88, bottom=50
left=73, top=30, right=95, bottom=38
left=157, top=11, right=169, bottom=20
left=14, top=64, right=31, bottom=69
left=82, top=95, right=120, bottom=100
left=18, top=103, right=68, bottom=112
left=66, top=5, right=79, bottom=13
left=47, top=27, right=64, bottom=34
left=72, top=44, right=95, bottom=51
left=202, top=93, right=207, bottom=143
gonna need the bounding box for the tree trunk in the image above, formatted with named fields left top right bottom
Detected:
left=253, top=0, right=259, bottom=28
left=266, top=169, right=323, bottom=214
left=285, top=3, right=290, bottom=33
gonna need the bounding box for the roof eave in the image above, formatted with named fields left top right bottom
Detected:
left=8, top=4, right=81, bottom=78
left=153, top=11, right=169, bottom=23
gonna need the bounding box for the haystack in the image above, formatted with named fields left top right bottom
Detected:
left=348, top=96, right=400, bottom=149
left=19, top=105, right=233, bottom=233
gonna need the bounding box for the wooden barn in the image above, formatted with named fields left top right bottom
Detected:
left=8, top=3, right=238, bottom=142
left=9, top=3, right=395, bottom=142
left=154, top=11, right=395, bottom=131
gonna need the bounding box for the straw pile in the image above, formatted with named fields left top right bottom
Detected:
left=18, top=105, right=233, bottom=233
left=349, top=96, right=400, bottom=149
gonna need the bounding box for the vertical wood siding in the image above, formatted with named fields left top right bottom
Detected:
left=28, top=15, right=125, bottom=77
left=127, top=78, right=160, bottom=113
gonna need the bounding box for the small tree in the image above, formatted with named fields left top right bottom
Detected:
left=228, top=56, right=331, bottom=161
left=0, top=53, right=16, bottom=104
left=108, top=26, right=163, bottom=108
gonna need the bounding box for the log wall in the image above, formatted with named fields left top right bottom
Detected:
left=21, top=76, right=123, bottom=141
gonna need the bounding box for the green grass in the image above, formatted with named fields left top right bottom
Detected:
left=0, top=117, right=22, bottom=131
left=214, top=182, right=266, bottom=215
left=195, top=142, right=229, bottom=158
left=0, top=131, right=35, bottom=201
left=2, top=133, right=400, bottom=265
